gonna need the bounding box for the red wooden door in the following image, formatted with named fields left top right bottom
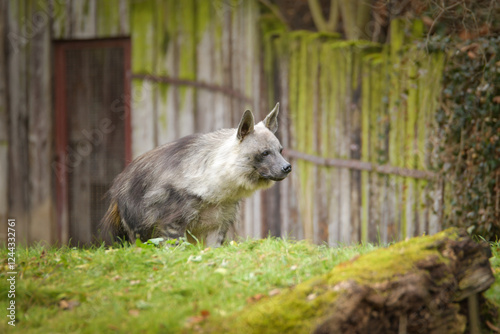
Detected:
left=54, top=39, right=131, bottom=245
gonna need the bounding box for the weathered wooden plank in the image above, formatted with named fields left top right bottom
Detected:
left=368, top=56, right=383, bottom=243
left=215, top=0, right=231, bottom=130
left=407, top=21, right=426, bottom=238
left=195, top=1, right=216, bottom=133
left=7, top=0, right=30, bottom=244
left=119, top=0, right=129, bottom=35
left=156, top=0, right=195, bottom=142
left=287, top=33, right=304, bottom=240
left=130, top=0, right=155, bottom=74
left=259, top=16, right=283, bottom=238
left=96, top=0, right=129, bottom=37
left=53, top=0, right=128, bottom=39
left=130, top=0, right=156, bottom=157
left=360, top=53, right=371, bottom=243
left=274, top=35, right=295, bottom=239
left=349, top=44, right=366, bottom=244
left=155, top=0, right=174, bottom=145
left=69, top=0, right=97, bottom=39
left=27, top=0, right=54, bottom=244
left=131, top=79, right=156, bottom=158
left=176, top=0, right=196, bottom=137
left=379, top=46, right=391, bottom=244
left=51, top=0, right=70, bottom=39
left=417, top=50, right=433, bottom=236
left=337, top=43, right=352, bottom=244
left=416, top=56, right=427, bottom=236
left=387, top=19, right=406, bottom=242
left=327, top=44, right=341, bottom=246
left=428, top=52, right=445, bottom=234
left=323, top=41, right=336, bottom=244
left=318, top=43, right=333, bottom=244
left=230, top=0, right=243, bottom=123
left=247, top=0, right=261, bottom=114
left=296, top=33, right=314, bottom=241
left=405, top=41, right=419, bottom=238
left=309, top=36, right=321, bottom=244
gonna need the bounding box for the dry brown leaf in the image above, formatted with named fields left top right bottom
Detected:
left=486, top=320, right=500, bottom=333
left=186, top=316, right=204, bottom=324
left=129, top=309, right=140, bottom=317
left=186, top=310, right=210, bottom=325
left=269, top=288, right=281, bottom=296
left=246, top=293, right=266, bottom=304
left=307, top=293, right=317, bottom=301
left=421, top=16, right=433, bottom=27
left=59, top=299, right=80, bottom=310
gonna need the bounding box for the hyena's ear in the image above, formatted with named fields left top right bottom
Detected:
left=263, top=102, right=279, bottom=134
left=237, top=110, right=255, bottom=141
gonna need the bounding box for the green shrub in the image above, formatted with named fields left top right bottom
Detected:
left=433, top=36, right=500, bottom=240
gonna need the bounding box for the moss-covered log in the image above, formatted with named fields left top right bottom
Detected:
left=199, top=228, right=495, bottom=334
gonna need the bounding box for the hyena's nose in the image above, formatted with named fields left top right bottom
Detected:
left=282, top=164, right=292, bottom=174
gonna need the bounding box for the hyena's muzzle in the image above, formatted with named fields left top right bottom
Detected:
left=254, top=148, right=292, bottom=182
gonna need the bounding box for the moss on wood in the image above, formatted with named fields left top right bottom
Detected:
left=198, top=228, right=495, bottom=334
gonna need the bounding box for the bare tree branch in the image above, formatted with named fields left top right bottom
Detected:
left=308, top=0, right=330, bottom=32
left=258, top=0, right=290, bottom=30
left=326, top=0, right=339, bottom=32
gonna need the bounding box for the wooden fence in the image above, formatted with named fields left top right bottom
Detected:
left=264, top=19, right=445, bottom=244
left=1, top=0, right=445, bottom=245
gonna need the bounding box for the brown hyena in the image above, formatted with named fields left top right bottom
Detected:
left=101, top=103, right=291, bottom=246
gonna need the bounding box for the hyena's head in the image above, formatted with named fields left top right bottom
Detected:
left=236, top=103, right=292, bottom=185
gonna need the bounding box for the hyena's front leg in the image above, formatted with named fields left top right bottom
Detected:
left=201, top=202, right=239, bottom=247
left=145, top=187, right=202, bottom=243
left=204, top=225, right=230, bottom=248
left=205, top=223, right=232, bottom=248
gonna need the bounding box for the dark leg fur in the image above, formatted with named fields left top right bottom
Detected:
left=118, top=186, right=203, bottom=243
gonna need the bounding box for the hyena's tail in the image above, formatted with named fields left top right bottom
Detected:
left=101, top=201, right=128, bottom=243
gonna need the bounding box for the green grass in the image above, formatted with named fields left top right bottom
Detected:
left=0, top=238, right=498, bottom=333
left=0, top=238, right=376, bottom=333
left=486, top=240, right=500, bottom=306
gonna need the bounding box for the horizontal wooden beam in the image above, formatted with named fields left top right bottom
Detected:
left=131, top=73, right=253, bottom=105
left=283, top=149, right=438, bottom=180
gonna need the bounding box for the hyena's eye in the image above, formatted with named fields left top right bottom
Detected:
left=262, top=150, right=271, bottom=157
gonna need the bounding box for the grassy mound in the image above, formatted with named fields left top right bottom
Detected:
left=0, top=234, right=498, bottom=333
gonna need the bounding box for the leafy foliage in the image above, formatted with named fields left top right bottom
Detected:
left=433, top=35, right=500, bottom=240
